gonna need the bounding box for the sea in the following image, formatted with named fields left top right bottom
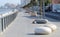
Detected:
left=0, top=8, right=12, bottom=14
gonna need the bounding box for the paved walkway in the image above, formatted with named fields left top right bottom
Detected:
left=0, top=10, right=60, bottom=37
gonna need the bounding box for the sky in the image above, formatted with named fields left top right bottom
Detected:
left=0, top=0, right=21, bottom=6
left=0, top=0, right=31, bottom=7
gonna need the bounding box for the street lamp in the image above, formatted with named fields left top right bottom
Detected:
left=33, top=0, right=48, bottom=24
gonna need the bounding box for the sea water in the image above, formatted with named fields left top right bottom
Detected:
left=0, top=8, right=12, bottom=14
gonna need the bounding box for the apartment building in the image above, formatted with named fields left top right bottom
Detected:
left=52, top=0, right=60, bottom=4
left=52, top=0, right=60, bottom=12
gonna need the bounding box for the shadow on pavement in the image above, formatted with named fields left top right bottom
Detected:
left=23, top=16, right=38, bottom=19
left=27, top=33, right=48, bottom=35
left=23, top=16, right=60, bottom=22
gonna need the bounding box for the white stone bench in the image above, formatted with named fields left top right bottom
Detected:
left=44, top=24, right=57, bottom=32
left=35, top=27, right=52, bottom=35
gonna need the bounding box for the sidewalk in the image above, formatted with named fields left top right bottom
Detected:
left=0, top=10, right=60, bottom=37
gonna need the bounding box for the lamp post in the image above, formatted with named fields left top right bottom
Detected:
left=33, top=0, right=48, bottom=24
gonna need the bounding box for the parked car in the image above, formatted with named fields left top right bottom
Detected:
left=45, top=5, right=52, bottom=12
left=55, top=8, right=60, bottom=12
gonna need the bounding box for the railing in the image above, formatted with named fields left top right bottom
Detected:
left=0, top=9, right=18, bottom=33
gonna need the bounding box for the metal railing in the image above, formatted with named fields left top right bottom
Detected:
left=0, top=9, right=18, bottom=33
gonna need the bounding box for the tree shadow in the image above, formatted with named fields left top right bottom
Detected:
left=23, top=16, right=38, bottom=19
left=23, top=16, right=60, bottom=22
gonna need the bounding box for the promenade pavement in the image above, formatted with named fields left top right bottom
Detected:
left=0, top=10, right=60, bottom=37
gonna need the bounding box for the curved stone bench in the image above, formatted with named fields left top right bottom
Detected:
left=35, top=27, right=52, bottom=35
left=44, top=24, right=57, bottom=32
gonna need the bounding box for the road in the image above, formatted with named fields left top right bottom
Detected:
left=45, top=12, right=60, bottom=20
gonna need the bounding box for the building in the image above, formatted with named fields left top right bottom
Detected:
left=52, top=0, right=60, bottom=4
left=52, top=0, right=60, bottom=12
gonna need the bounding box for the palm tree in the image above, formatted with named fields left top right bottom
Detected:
left=35, top=0, right=43, bottom=19
left=32, top=0, right=48, bottom=24
left=45, top=0, right=51, bottom=6
left=23, top=0, right=38, bottom=8
left=22, top=0, right=49, bottom=24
